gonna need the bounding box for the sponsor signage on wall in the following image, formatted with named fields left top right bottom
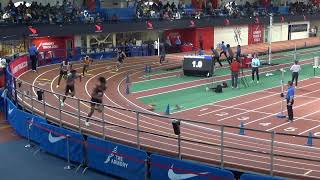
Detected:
left=289, top=24, right=308, bottom=32
left=248, top=24, right=264, bottom=44
left=9, top=55, right=28, bottom=77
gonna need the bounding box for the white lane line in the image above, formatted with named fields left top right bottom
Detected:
left=245, top=98, right=320, bottom=126
left=213, top=104, right=320, bottom=123
left=213, top=84, right=320, bottom=123
left=137, top=58, right=314, bottom=99
left=299, top=125, right=320, bottom=135
left=18, top=61, right=320, bottom=174
left=244, top=87, right=320, bottom=126
left=304, top=170, right=313, bottom=176
left=116, top=61, right=320, bottom=159
left=18, top=56, right=320, bottom=173
left=200, top=108, right=208, bottom=112
left=198, top=92, right=278, bottom=117
left=267, top=108, right=320, bottom=131
left=171, top=60, right=315, bottom=114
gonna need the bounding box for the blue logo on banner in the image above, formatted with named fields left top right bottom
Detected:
left=39, top=123, right=84, bottom=164
left=6, top=97, right=17, bottom=125
left=87, top=137, right=147, bottom=180
left=150, top=154, right=234, bottom=180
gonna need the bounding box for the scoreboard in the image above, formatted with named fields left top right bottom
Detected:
left=183, top=55, right=214, bottom=77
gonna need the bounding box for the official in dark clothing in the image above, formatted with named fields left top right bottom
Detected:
left=226, top=44, right=233, bottom=65
left=236, top=45, right=241, bottom=60
left=211, top=47, right=223, bottom=67
left=286, top=81, right=295, bottom=121
left=28, top=44, right=38, bottom=72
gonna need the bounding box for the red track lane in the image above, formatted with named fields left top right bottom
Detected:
left=15, top=39, right=320, bottom=180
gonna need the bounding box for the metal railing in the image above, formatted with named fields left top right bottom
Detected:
left=5, top=45, right=320, bottom=179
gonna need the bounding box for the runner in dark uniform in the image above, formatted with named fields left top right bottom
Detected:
left=60, top=69, right=81, bottom=106
left=86, top=77, right=107, bottom=126
left=159, top=46, right=166, bottom=65
left=56, top=59, right=72, bottom=88
left=115, top=49, right=126, bottom=72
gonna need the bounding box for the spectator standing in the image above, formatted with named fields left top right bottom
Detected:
left=236, top=45, right=241, bottom=60
left=211, top=47, right=223, bottom=67
left=154, top=40, right=159, bottom=55
left=28, top=44, right=38, bottom=72
left=199, top=48, right=205, bottom=55
left=226, top=44, right=233, bottom=65
left=251, top=53, right=261, bottom=83
left=286, top=81, right=295, bottom=121
left=175, top=36, right=182, bottom=47
left=230, top=58, right=241, bottom=88
left=290, top=60, right=301, bottom=88
left=165, top=36, right=172, bottom=47
left=219, top=41, right=227, bottom=58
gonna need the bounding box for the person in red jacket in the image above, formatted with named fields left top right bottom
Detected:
left=230, top=58, right=241, bottom=88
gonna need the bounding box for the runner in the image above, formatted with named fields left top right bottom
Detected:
left=60, top=69, right=82, bottom=106
left=56, top=59, right=72, bottom=88
left=86, top=77, right=107, bottom=126
left=82, top=55, right=93, bottom=76
left=115, top=49, right=126, bottom=72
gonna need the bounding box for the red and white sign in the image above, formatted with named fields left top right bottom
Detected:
left=32, top=36, right=73, bottom=58
left=10, top=55, right=28, bottom=77
left=248, top=24, right=264, bottom=44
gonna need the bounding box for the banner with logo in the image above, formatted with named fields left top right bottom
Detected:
left=150, top=154, right=235, bottom=180
left=9, top=55, right=29, bottom=77
left=248, top=24, right=264, bottom=44
left=6, top=98, right=46, bottom=143
left=240, top=173, right=286, bottom=180
left=39, top=122, right=84, bottom=164
left=87, top=137, right=147, bottom=180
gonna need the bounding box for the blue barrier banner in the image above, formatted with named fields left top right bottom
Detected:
left=150, top=154, right=234, bottom=180
left=14, top=109, right=47, bottom=144
left=240, top=173, right=286, bottom=180
left=39, top=123, right=84, bottom=164
left=0, top=90, right=3, bottom=112
left=5, top=97, right=46, bottom=143
left=6, top=97, right=17, bottom=126
left=87, top=136, right=147, bottom=180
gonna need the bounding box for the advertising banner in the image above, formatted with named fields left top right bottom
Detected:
left=87, top=137, right=147, bottom=180
left=9, top=55, right=28, bottom=77
left=150, top=154, right=234, bottom=180
left=248, top=24, right=264, bottom=44
left=39, top=123, right=85, bottom=163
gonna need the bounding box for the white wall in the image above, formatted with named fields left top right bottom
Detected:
left=266, top=23, right=288, bottom=42
left=289, top=21, right=310, bottom=40
left=214, top=25, right=248, bottom=47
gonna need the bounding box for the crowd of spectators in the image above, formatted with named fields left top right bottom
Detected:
left=0, top=0, right=108, bottom=24
left=136, top=0, right=187, bottom=20
left=288, top=1, right=320, bottom=15
left=0, top=0, right=320, bottom=24
left=135, top=0, right=320, bottom=20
